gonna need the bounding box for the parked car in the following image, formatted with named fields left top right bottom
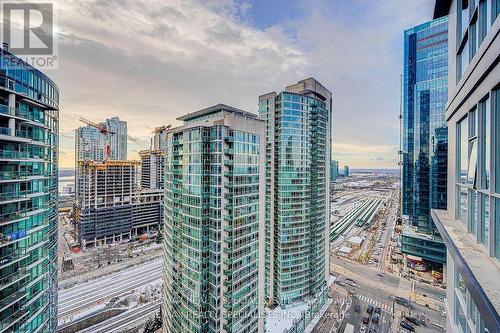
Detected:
left=374, top=307, right=381, bottom=314
left=359, top=325, right=367, bottom=333
left=367, top=305, right=374, bottom=314
left=405, top=316, right=421, bottom=326
left=372, top=313, right=380, bottom=324
left=362, top=316, right=370, bottom=324
left=354, top=304, right=361, bottom=313
left=399, top=321, right=415, bottom=331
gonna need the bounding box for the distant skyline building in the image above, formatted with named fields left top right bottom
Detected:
left=344, top=165, right=349, bottom=177
left=331, top=160, right=339, bottom=182
left=431, top=1, right=500, bottom=332
left=259, top=77, right=331, bottom=306
left=139, top=149, right=164, bottom=190
left=75, top=116, right=127, bottom=163
left=401, top=16, right=449, bottom=264
left=0, top=46, right=60, bottom=332
left=162, top=104, right=266, bottom=333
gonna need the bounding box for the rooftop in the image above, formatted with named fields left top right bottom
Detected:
left=176, top=103, right=258, bottom=122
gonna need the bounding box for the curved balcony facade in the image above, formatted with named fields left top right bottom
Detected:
left=0, top=47, right=59, bottom=333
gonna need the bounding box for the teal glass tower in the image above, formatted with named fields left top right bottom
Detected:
left=402, top=17, right=448, bottom=264
left=162, top=105, right=265, bottom=333
left=0, top=47, right=59, bottom=331
left=259, top=78, right=332, bottom=306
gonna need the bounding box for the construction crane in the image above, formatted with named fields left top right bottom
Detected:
left=152, top=124, right=172, bottom=134
left=79, top=117, right=115, bottom=161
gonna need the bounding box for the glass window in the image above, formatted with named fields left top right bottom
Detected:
left=480, top=97, right=490, bottom=189
left=458, top=117, right=469, bottom=183
left=459, top=187, right=468, bottom=225
left=480, top=194, right=490, bottom=249
left=467, top=140, right=478, bottom=187
left=496, top=198, right=500, bottom=260
left=470, top=191, right=477, bottom=236
left=455, top=295, right=467, bottom=333
left=495, top=89, right=500, bottom=194
left=467, top=291, right=477, bottom=327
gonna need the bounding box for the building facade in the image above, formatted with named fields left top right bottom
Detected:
left=75, top=116, right=127, bottom=163
left=0, top=46, right=59, bottom=332
left=75, top=126, right=105, bottom=162
left=258, top=78, right=331, bottom=306
left=343, top=165, right=349, bottom=178
left=330, top=160, right=339, bottom=182
left=139, top=149, right=164, bottom=190
left=103, top=117, right=127, bottom=161
left=401, top=17, right=449, bottom=265
left=431, top=0, right=500, bottom=332
left=162, top=104, right=265, bottom=333
left=74, top=160, right=162, bottom=247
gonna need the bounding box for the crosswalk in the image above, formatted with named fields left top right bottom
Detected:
left=356, top=294, right=391, bottom=312
left=368, top=266, right=389, bottom=274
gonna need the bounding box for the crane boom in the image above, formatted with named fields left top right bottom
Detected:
left=79, top=117, right=115, bottom=161
left=152, top=124, right=172, bottom=134
left=79, top=117, right=115, bottom=135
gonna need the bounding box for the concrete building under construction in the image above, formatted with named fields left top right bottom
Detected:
left=139, top=149, right=164, bottom=190
left=74, top=160, right=163, bottom=247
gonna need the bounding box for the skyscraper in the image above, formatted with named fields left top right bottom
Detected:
left=0, top=46, right=59, bottom=331
left=258, top=77, right=332, bottom=306
left=330, top=160, right=339, bottom=182
left=75, top=116, right=127, bottom=163
left=431, top=0, right=500, bottom=331
left=401, top=17, right=449, bottom=265
left=343, top=165, right=349, bottom=178
left=104, top=117, right=127, bottom=160
left=139, top=149, right=164, bottom=190
left=162, top=104, right=266, bottom=333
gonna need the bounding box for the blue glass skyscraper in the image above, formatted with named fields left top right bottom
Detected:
left=402, top=17, right=448, bottom=264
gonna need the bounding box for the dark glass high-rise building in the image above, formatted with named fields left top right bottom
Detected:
left=0, top=47, right=59, bottom=331
left=402, top=17, right=448, bottom=264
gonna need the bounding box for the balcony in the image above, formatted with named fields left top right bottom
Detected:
left=0, top=269, right=28, bottom=292
left=223, top=160, right=232, bottom=167
left=0, top=189, right=46, bottom=203
left=0, top=288, right=27, bottom=313
left=0, top=231, right=29, bottom=249
left=0, top=250, right=28, bottom=269
left=224, top=148, right=233, bottom=155
left=0, top=105, right=15, bottom=116
left=224, top=136, right=234, bottom=143
left=0, top=309, right=28, bottom=333
left=0, top=128, right=12, bottom=136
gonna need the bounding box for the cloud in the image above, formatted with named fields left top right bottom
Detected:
left=43, top=0, right=434, bottom=168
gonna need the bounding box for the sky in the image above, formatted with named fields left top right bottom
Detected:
left=46, top=0, right=435, bottom=169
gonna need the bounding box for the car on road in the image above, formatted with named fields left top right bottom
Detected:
left=372, top=313, right=380, bottom=324
left=374, top=307, right=381, bottom=314
left=359, top=325, right=366, bottom=333
left=399, top=321, right=415, bottom=331
left=377, top=272, right=384, bottom=277
left=345, top=280, right=358, bottom=288
left=404, top=316, right=421, bottom=326
left=368, top=259, right=374, bottom=264
left=354, top=304, right=361, bottom=313
left=367, top=305, right=374, bottom=314
left=362, top=316, right=370, bottom=324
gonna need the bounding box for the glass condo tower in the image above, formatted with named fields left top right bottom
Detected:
left=0, top=47, right=59, bottom=332
left=402, top=17, right=449, bottom=264
left=258, top=78, right=332, bottom=306
left=162, top=104, right=265, bottom=333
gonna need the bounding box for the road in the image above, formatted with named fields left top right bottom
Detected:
left=57, top=259, right=162, bottom=325
left=78, top=300, right=161, bottom=333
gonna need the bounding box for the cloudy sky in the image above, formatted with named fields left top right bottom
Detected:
left=48, top=0, right=434, bottom=168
